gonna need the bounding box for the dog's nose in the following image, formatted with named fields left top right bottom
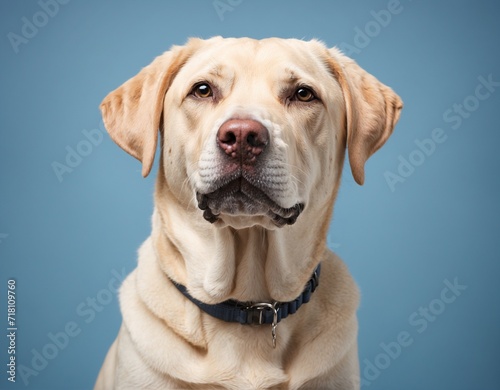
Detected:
left=217, top=119, right=269, bottom=164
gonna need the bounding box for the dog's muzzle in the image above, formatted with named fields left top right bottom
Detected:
left=196, top=118, right=303, bottom=227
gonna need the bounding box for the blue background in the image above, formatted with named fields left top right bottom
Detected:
left=1, top=1, right=499, bottom=389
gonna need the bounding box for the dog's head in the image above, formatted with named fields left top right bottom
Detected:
left=101, top=37, right=402, bottom=230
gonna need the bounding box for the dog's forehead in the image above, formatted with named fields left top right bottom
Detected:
left=181, top=37, right=331, bottom=80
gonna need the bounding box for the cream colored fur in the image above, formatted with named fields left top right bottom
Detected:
left=94, top=37, right=402, bottom=390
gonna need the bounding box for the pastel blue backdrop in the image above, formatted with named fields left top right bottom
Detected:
left=1, top=1, right=499, bottom=389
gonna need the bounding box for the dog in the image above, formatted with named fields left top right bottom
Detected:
left=94, top=36, right=402, bottom=390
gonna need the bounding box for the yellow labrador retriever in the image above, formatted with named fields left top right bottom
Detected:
left=94, top=36, right=402, bottom=389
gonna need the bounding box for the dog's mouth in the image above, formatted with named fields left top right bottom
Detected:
left=196, top=178, right=304, bottom=227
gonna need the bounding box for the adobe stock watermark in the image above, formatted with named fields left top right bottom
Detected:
left=327, top=236, right=341, bottom=250
left=360, top=277, right=467, bottom=387
left=7, top=0, right=71, bottom=54
left=384, top=74, right=500, bottom=192
left=17, top=268, right=127, bottom=386
left=338, top=0, right=407, bottom=57
left=51, top=120, right=106, bottom=182
left=213, top=0, right=244, bottom=21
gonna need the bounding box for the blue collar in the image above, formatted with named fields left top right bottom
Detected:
left=171, top=263, right=321, bottom=326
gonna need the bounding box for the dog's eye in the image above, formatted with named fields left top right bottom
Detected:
left=293, top=87, right=316, bottom=102
left=191, top=83, right=213, bottom=99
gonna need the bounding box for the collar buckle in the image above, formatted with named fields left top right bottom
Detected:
left=247, top=301, right=280, bottom=325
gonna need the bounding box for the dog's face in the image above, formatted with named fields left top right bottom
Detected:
left=101, top=37, right=402, bottom=230
left=164, top=38, right=346, bottom=230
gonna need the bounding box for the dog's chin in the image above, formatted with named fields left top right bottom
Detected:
left=196, top=179, right=304, bottom=229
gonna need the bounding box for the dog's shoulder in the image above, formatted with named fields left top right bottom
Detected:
left=318, top=250, right=360, bottom=319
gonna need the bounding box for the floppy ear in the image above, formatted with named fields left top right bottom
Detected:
left=100, top=42, right=197, bottom=177
left=327, top=47, right=403, bottom=185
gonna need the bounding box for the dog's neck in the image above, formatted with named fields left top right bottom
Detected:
left=151, top=172, right=334, bottom=304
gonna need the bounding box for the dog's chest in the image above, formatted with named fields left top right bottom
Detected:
left=199, top=329, right=292, bottom=389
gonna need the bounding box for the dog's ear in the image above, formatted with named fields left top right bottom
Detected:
left=100, top=41, right=198, bottom=177
left=326, top=47, right=403, bottom=185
